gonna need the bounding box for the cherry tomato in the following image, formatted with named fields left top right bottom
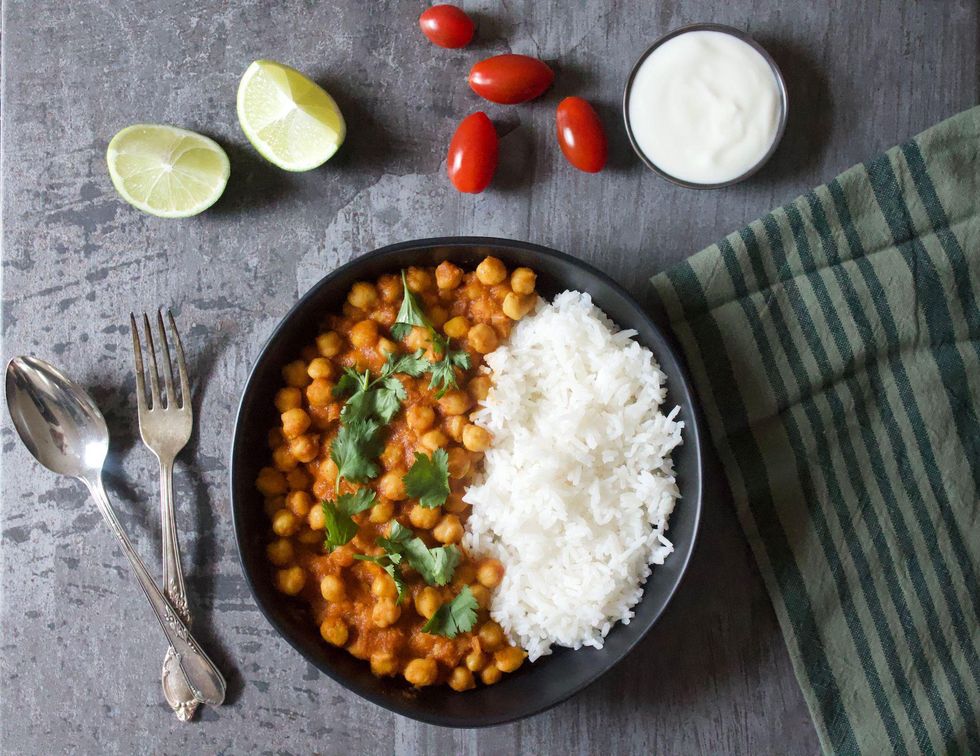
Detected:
left=419, top=5, right=475, bottom=49
left=556, top=97, right=607, bottom=173
left=468, top=54, right=554, bottom=104
left=447, top=112, right=498, bottom=193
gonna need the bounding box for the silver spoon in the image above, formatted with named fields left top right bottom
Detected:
left=5, top=356, right=226, bottom=708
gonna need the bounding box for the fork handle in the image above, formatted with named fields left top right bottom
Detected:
left=83, top=475, right=226, bottom=706
left=159, top=458, right=189, bottom=621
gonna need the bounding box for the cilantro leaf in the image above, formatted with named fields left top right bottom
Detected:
left=378, top=520, right=414, bottom=553
left=322, top=489, right=376, bottom=551
left=383, top=349, right=429, bottom=379
left=333, top=367, right=368, bottom=399
left=426, top=349, right=471, bottom=398
left=331, top=418, right=384, bottom=484
left=392, top=271, right=430, bottom=341
left=403, top=540, right=460, bottom=586
left=353, top=553, right=409, bottom=604
left=421, top=585, right=478, bottom=638
left=403, top=449, right=451, bottom=508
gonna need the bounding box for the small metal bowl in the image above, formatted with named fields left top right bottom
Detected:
left=623, top=23, right=789, bottom=189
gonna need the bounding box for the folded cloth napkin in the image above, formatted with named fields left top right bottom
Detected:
left=651, top=106, right=980, bottom=755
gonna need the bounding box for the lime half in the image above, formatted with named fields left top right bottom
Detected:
left=106, top=124, right=230, bottom=218
left=236, top=60, right=346, bottom=171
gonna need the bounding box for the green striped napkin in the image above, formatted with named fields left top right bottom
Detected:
left=651, top=106, right=980, bottom=755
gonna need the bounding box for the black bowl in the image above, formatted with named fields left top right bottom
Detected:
left=230, top=237, right=704, bottom=727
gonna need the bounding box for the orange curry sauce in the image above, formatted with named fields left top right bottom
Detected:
left=256, top=257, right=537, bottom=690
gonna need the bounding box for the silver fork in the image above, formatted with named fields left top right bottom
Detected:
left=130, top=310, right=204, bottom=721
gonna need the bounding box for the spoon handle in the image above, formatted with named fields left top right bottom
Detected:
left=83, top=476, right=227, bottom=707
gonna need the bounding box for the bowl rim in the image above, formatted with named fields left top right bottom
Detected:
left=229, top=236, right=704, bottom=727
left=622, top=22, right=790, bottom=189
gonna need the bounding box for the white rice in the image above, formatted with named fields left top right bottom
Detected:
left=462, top=291, right=684, bottom=661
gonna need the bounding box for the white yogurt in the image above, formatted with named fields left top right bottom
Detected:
left=627, top=30, right=782, bottom=185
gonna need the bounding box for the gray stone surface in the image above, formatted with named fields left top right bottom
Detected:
left=1, top=1, right=976, bottom=753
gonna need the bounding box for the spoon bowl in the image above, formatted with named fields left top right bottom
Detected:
left=5, top=356, right=109, bottom=480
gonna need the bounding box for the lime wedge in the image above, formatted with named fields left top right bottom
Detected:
left=237, top=60, right=346, bottom=171
left=106, top=124, right=230, bottom=218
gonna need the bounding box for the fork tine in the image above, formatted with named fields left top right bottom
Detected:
left=155, top=309, right=177, bottom=409
left=142, top=313, right=162, bottom=411
left=167, top=310, right=191, bottom=410
left=130, top=313, right=148, bottom=412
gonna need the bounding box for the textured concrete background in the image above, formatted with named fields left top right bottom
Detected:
left=1, top=1, right=976, bottom=754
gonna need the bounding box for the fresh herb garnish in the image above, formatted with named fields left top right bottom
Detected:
left=329, top=350, right=429, bottom=488
left=420, top=585, right=478, bottom=638
left=391, top=271, right=472, bottom=397
left=322, top=489, right=376, bottom=551
left=356, top=520, right=461, bottom=592
left=403, top=449, right=451, bottom=509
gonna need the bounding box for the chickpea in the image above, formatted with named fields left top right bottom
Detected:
left=435, top=261, right=464, bottom=289
left=438, top=390, right=471, bottom=416
left=349, top=319, right=379, bottom=348
left=480, top=664, right=503, bottom=685
left=453, top=562, right=476, bottom=586
left=403, top=658, right=438, bottom=687
left=275, top=565, right=306, bottom=595
left=511, top=267, right=537, bottom=295
left=281, top=408, right=311, bottom=439
left=502, top=292, right=535, bottom=321
left=414, top=586, right=442, bottom=619
left=286, top=467, right=311, bottom=490
left=348, top=281, right=379, bottom=310
left=462, top=424, right=492, bottom=452
left=420, top=429, right=449, bottom=450
left=370, top=652, right=400, bottom=677
left=380, top=442, right=403, bottom=469
left=449, top=666, right=476, bottom=692
left=470, top=583, right=491, bottom=610
left=319, top=457, right=339, bottom=484
left=286, top=490, right=312, bottom=518
left=307, top=358, right=333, bottom=381
left=465, top=650, right=487, bottom=672
left=272, top=509, right=299, bottom=537
left=443, top=316, right=469, bottom=339
left=494, top=647, right=526, bottom=673
left=369, top=498, right=395, bottom=524
left=318, top=575, right=346, bottom=604
left=372, top=598, right=401, bottom=628
left=404, top=325, right=431, bottom=351
left=478, top=621, right=505, bottom=652
left=406, top=405, right=436, bottom=433
left=377, top=274, right=401, bottom=302
left=408, top=504, right=442, bottom=530
left=467, top=323, right=498, bottom=354
left=289, top=435, right=319, bottom=464
left=378, top=470, right=407, bottom=501
left=428, top=306, right=449, bottom=329
left=272, top=445, right=299, bottom=472
left=432, top=514, right=464, bottom=544
left=266, top=538, right=294, bottom=567
left=275, top=387, right=303, bottom=413
left=282, top=360, right=311, bottom=388
left=331, top=545, right=356, bottom=568
left=316, top=331, right=344, bottom=357
left=257, top=467, right=288, bottom=496
left=444, top=415, right=467, bottom=442
left=320, top=617, right=349, bottom=647
left=476, top=558, right=505, bottom=588
left=372, top=573, right=398, bottom=601
left=468, top=375, right=492, bottom=402
left=308, top=504, right=326, bottom=530
left=377, top=337, right=398, bottom=355
left=476, top=256, right=507, bottom=286
left=405, top=267, right=433, bottom=293
left=306, top=378, right=334, bottom=407
left=446, top=447, right=471, bottom=479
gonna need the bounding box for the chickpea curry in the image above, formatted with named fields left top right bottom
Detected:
left=256, top=256, right=538, bottom=691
